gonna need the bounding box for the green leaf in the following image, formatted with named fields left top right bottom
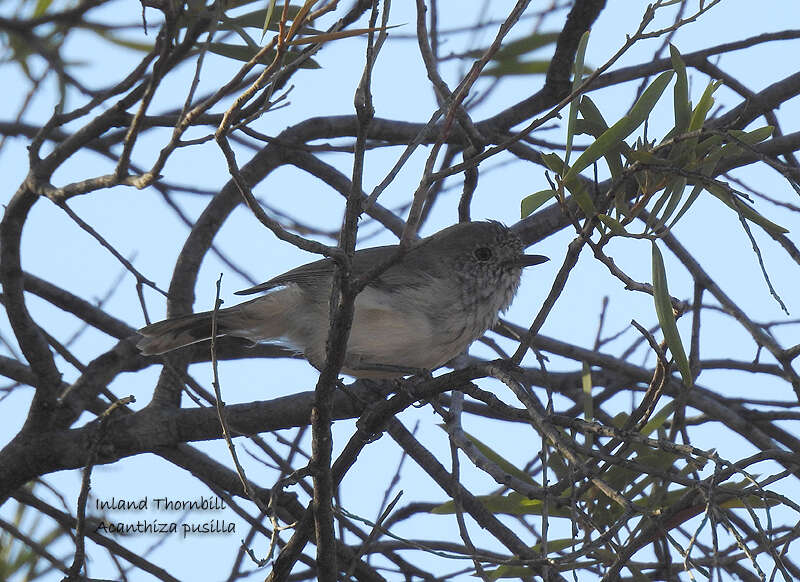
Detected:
left=565, top=30, right=590, bottom=166
left=463, top=32, right=560, bottom=63
left=631, top=449, right=682, bottom=489
left=597, top=214, right=628, bottom=235
left=0, top=484, right=70, bottom=580
left=578, top=96, right=626, bottom=179
left=693, top=134, right=724, bottom=160
left=541, top=152, right=567, bottom=174
left=461, top=429, right=539, bottom=486
left=287, top=25, right=402, bottom=46
left=546, top=447, right=572, bottom=481
left=262, top=0, right=278, bottom=37
left=647, top=188, right=674, bottom=231
left=94, top=30, right=154, bottom=52
left=669, top=44, right=690, bottom=132
left=720, top=495, right=780, bottom=509
left=660, top=144, right=722, bottom=228
left=668, top=183, right=703, bottom=229
left=626, top=149, right=671, bottom=165
left=565, top=71, right=674, bottom=183
left=486, top=566, right=537, bottom=580
left=207, top=43, right=320, bottom=68
left=688, top=79, right=722, bottom=131
left=582, top=361, right=593, bottom=421
left=717, top=126, right=775, bottom=159
left=208, top=42, right=277, bottom=63
left=33, top=0, right=54, bottom=18
left=432, top=492, right=572, bottom=517
left=573, top=118, right=606, bottom=136
left=540, top=153, right=597, bottom=217
left=731, top=125, right=774, bottom=145
left=484, top=540, right=579, bottom=579
left=533, top=538, right=576, bottom=553
left=651, top=243, right=692, bottom=386
left=596, top=448, right=680, bottom=508
left=521, top=189, right=557, bottom=217
left=217, top=5, right=302, bottom=31
left=706, top=182, right=789, bottom=235
left=677, top=133, right=720, bottom=176
left=671, top=127, right=775, bottom=230
left=224, top=0, right=271, bottom=8
left=495, top=32, right=561, bottom=58
left=611, top=411, right=629, bottom=429
left=654, top=175, right=688, bottom=228
left=483, top=60, right=551, bottom=76
left=639, top=401, right=676, bottom=436
left=480, top=32, right=561, bottom=60
left=682, top=127, right=772, bottom=181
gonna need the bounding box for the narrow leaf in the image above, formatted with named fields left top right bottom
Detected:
left=657, top=175, right=688, bottom=227
left=626, top=149, right=671, bottom=165
left=731, top=125, right=774, bottom=145
left=597, top=214, right=627, bottom=235
left=669, top=44, right=690, bottom=132
left=432, top=493, right=572, bottom=517
left=521, top=189, right=557, bottom=217
left=668, top=183, right=703, bottom=229
left=720, top=495, right=780, bottom=509
left=494, top=32, right=560, bottom=58
left=287, top=25, right=400, bottom=46
left=226, top=0, right=271, bottom=8
left=578, top=96, right=626, bottom=179
left=651, top=243, right=692, bottom=386
left=541, top=153, right=597, bottom=217
left=717, top=126, right=774, bottom=158
left=222, top=6, right=302, bottom=30
left=465, top=31, right=560, bottom=60
left=484, top=540, right=579, bottom=578
left=462, top=430, right=539, bottom=486
left=33, top=0, right=54, bottom=18
left=706, top=183, right=789, bottom=235
left=688, top=80, right=722, bottom=131
left=565, top=30, right=590, bottom=166
left=95, top=30, right=154, bottom=52
left=582, top=361, right=593, bottom=421
left=694, top=134, right=724, bottom=160
left=261, top=0, right=278, bottom=37
left=541, top=153, right=567, bottom=174
left=208, top=42, right=275, bottom=63
left=483, top=60, right=551, bottom=77
left=207, top=43, right=320, bottom=68
left=647, top=187, right=675, bottom=231
left=639, top=401, right=676, bottom=436
left=565, top=71, right=673, bottom=182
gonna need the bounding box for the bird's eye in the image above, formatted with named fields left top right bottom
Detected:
left=473, top=247, right=493, bottom=261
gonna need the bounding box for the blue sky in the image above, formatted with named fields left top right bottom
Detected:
left=1, top=0, right=799, bottom=580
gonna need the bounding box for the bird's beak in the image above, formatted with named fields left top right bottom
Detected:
left=515, top=254, right=549, bottom=268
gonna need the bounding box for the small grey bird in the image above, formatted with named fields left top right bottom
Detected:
left=137, top=221, right=548, bottom=377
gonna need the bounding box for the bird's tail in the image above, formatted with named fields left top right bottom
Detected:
left=137, top=311, right=218, bottom=355
left=136, top=298, right=289, bottom=355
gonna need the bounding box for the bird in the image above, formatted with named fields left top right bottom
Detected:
left=137, top=221, right=548, bottom=377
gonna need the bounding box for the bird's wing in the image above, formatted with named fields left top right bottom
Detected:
left=234, top=244, right=411, bottom=296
